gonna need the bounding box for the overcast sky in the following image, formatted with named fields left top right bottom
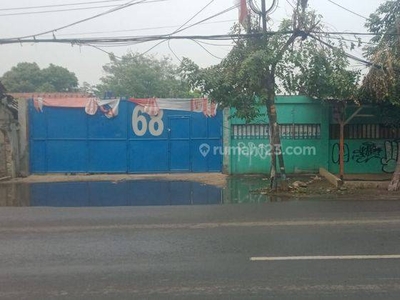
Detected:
left=0, top=0, right=387, bottom=85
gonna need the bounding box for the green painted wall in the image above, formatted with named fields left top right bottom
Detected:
left=225, top=96, right=399, bottom=175
left=227, top=96, right=330, bottom=174
left=328, top=139, right=399, bottom=174
left=229, top=139, right=324, bottom=174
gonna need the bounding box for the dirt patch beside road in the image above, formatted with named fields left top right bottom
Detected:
left=3, top=173, right=399, bottom=201
left=251, top=174, right=400, bottom=201
left=5, top=173, right=228, bottom=188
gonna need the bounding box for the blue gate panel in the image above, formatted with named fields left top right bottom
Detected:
left=30, top=140, right=47, bottom=173
left=191, top=140, right=209, bottom=172
left=208, top=111, right=222, bottom=138
left=204, top=139, right=222, bottom=172
left=88, top=140, right=127, bottom=173
left=170, top=141, right=190, bottom=172
left=169, top=116, right=190, bottom=138
left=47, top=141, right=88, bottom=172
left=191, top=113, right=208, bottom=138
left=29, top=99, right=223, bottom=174
left=169, top=116, right=190, bottom=171
left=129, top=140, right=169, bottom=173
left=47, top=108, right=87, bottom=139
left=88, top=102, right=127, bottom=138
left=29, top=106, right=47, bottom=139
left=191, top=140, right=219, bottom=172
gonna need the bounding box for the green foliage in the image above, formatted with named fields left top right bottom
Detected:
left=41, top=64, right=78, bottom=92
left=1, top=62, right=78, bottom=93
left=280, top=39, right=360, bottom=101
left=97, top=52, right=194, bottom=98
left=0, top=81, right=7, bottom=99
left=180, top=10, right=359, bottom=121
left=366, top=1, right=400, bottom=56
left=362, top=0, right=400, bottom=105
left=79, top=81, right=98, bottom=95
left=1, top=62, right=42, bottom=93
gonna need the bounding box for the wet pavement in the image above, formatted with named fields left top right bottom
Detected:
left=0, top=176, right=297, bottom=207
left=0, top=180, right=224, bottom=207
left=2, top=199, right=400, bottom=299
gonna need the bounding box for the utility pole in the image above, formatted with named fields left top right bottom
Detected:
left=261, top=0, right=267, bottom=33
left=249, top=0, right=286, bottom=191
left=249, top=0, right=276, bottom=32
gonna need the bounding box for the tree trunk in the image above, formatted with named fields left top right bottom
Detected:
left=339, top=122, right=345, bottom=181
left=265, top=72, right=287, bottom=191
left=275, top=124, right=288, bottom=190
left=388, top=142, right=400, bottom=191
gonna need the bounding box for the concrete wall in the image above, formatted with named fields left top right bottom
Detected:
left=226, top=96, right=330, bottom=174
left=328, top=139, right=400, bottom=174
left=0, top=101, right=20, bottom=178
left=17, top=99, right=29, bottom=176
left=0, top=131, right=6, bottom=177
left=225, top=97, right=400, bottom=175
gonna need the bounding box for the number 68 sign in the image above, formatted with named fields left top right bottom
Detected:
left=132, top=106, right=164, bottom=137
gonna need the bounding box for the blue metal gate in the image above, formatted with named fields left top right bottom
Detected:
left=29, top=99, right=222, bottom=173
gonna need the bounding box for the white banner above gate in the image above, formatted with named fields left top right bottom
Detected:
left=129, top=98, right=218, bottom=117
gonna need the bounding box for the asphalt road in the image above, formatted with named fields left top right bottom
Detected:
left=1, top=200, right=400, bottom=299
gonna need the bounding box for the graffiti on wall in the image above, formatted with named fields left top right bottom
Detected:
left=352, top=142, right=382, bottom=163
left=331, top=143, right=350, bottom=164
left=381, top=140, right=400, bottom=173
left=331, top=140, right=400, bottom=173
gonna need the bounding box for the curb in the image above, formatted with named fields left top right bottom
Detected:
left=319, top=168, right=390, bottom=190
left=319, top=168, right=343, bottom=188
left=344, top=181, right=389, bottom=190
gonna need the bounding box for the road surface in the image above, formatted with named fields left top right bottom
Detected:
left=1, top=200, right=400, bottom=299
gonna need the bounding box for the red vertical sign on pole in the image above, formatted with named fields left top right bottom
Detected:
left=239, top=0, right=249, bottom=26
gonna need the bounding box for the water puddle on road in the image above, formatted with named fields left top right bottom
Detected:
left=225, top=176, right=292, bottom=204
left=0, top=177, right=290, bottom=207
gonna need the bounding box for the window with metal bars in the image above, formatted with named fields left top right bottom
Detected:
left=231, top=124, right=321, bottom=140
left=330, top=124, right=400, bottom=140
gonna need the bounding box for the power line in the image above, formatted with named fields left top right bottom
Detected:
left=0, top=0, right=165, bottom=17
left=174, top=3, right=240, bottom=35
left=285, top=0, right=295, bottom=9
left=190, top=39, right=224, bottom=60
left=140, top=40, right=166, bottom=56
left=311, top=31, right=390, bottom=36
left=8, top=0, right=160, bottom=40
left=326, top=0, right=368, bottom=20
left=0, top=33, right=281, bottom=45
left=140, top=0, right=215, bottom=57
left=135, top=1, right=240, bottom=55
left=139, top=2, right=240, bottom=55
left=167, top=40, right=182, bottom=62
left=0, top=4, right=121, bottom=17
left=88, top=44, right=122, bottom=59
left=174, top=0, right=215, bottom=34
left=308, top=33, right=380, bottom=70
left=328, top=35, right=378, bottom=46
left=58, top=19, right=236, bottom=37
left=0, top=29, right=390, bottom=69
left=0, top=0, right=125, bottom=11
left=195, top=40, right=233, bottom=47
left=1, top=31, right=395, bottom=45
